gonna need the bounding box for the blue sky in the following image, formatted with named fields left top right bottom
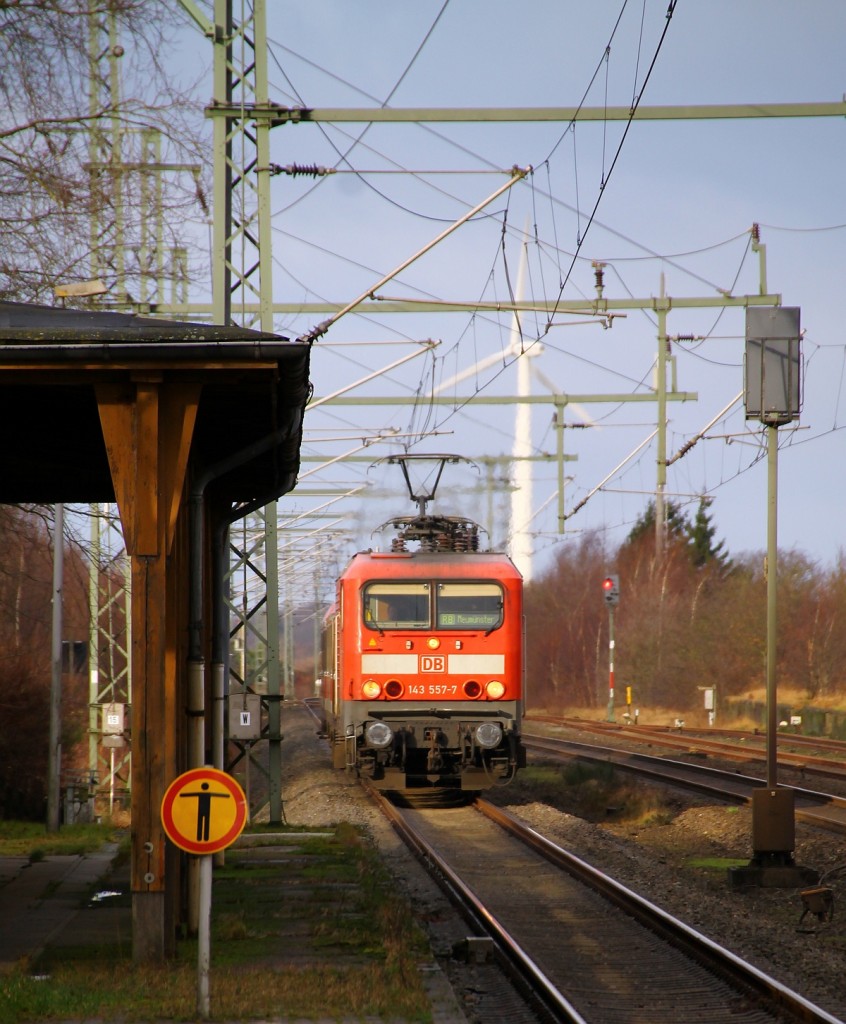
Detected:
left=176, top=1, right=846, bottom=582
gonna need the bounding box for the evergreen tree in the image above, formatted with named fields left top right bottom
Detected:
left=686, top=498, right=731, bottom=570
left=626, top=500, right=689, bottom=546
left=625, top=498, right=730, bottom=571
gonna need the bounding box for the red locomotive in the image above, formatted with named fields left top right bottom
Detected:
left=320, top=455, right=526, bottom=793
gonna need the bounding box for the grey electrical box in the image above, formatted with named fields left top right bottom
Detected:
left=102, top=702, right=125, bottom=735
left=101, top=703, right=126, bottom=748
left=751, top=787, right=795, bottom=853
left=744, top=307, right=801, bottom=425
left=228, top=693, right=262, bottom=740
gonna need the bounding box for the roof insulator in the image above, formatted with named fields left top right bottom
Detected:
left=270, top=163, right=336, bottom=178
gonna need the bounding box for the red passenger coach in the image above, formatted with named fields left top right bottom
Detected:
left=320, top=457, right=526, bottom=793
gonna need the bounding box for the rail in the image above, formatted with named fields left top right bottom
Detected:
left=522, top=732, right=846, bottom=835
left=366, top=781, right=842, bottom=1024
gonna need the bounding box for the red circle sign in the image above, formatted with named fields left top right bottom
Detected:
left=161, top=767, right=247, bottom=854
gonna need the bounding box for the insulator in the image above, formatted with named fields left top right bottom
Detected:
left=195, top=182, right=209, bottom=216
left=459, top=525, right=478, bottom=551
left=272, top=163, right=335, bottom=178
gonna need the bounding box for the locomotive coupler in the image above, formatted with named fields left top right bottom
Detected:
left=425, top=727, right=446, bottom=771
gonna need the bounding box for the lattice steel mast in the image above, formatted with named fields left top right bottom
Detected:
left=206, top=0, right=283, bottom=822
left=88, top=506, right=132, bottom=817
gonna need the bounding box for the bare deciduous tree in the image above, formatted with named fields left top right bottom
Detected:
left=0, top=506, right=89, bottom=819
left=0, top=1, right=209, bottom=304
left=525, top=514, right=846, bottom=720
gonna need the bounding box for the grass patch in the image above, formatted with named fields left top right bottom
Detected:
left=3, top=962, right=432, bottom=1023
left=1, top=823, right=434, bottom=1023
left=489, top=760, right=682, bottom=826
left=0, top=821, right=124, bottom=859
left=685, top=856, right=749, bottom=872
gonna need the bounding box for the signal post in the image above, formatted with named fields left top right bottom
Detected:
left=730, top=307, right=816, bottom=889
left=602, top=575, right=619, bottom=722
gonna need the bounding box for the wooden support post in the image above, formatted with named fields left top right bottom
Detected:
left=97, top=376, right=200, bottom=961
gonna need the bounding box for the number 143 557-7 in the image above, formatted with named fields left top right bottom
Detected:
left=408, top=683, right=458, bottom=696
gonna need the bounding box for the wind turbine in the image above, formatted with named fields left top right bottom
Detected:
left=508, top=237, right=540, bottom=582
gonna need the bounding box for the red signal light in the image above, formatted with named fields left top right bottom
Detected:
left=602, top=574, right=620, bottom=605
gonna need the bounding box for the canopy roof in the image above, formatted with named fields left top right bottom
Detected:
left=0, top=301, right=311, bottom=505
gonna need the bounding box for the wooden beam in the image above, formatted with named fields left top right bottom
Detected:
left=134, top=376, right=161, bottom=556
left=96, top=382, right=139, bottom=551
left=96, top=378, right=200, bottom=556
left=130, top=550, right=169, bottom=960
left=159, top=383, right=201, bottom=554
left=96, top=375, right=201, bottom=960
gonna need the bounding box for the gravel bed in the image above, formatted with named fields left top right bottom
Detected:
left=512, top=801, right=846, bottom=1021
left=274, top=704, right=846, bottom=1023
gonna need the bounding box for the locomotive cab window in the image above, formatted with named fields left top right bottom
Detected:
left=364, top=582, right=430, bottom=629
left=436, top=582, right=503, bottom=630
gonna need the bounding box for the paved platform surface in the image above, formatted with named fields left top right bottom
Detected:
left=0, top=845, right=467, bottom=1023
left=0, top=845, right=128, bottom=970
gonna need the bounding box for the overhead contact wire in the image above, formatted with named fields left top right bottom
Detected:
left=543, top=0, right=681, bottom=335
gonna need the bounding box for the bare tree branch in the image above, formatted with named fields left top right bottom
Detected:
left=0, top=0, right=210, bottom=304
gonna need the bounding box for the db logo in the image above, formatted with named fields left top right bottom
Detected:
left=420, top=655, right=445, bottom=672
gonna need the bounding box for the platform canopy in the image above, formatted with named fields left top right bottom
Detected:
left=0, top=299, right=313, bottom=961
left=0, top=300, right=311, bottom=507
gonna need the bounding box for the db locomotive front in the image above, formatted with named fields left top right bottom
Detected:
left=320, top=455, right=526, bottom=793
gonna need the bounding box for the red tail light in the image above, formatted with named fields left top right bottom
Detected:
left=384, top=679, right=404, bottom=699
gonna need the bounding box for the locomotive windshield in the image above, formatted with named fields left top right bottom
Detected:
left=363, top=580, right=503, bottom=631
left=364, top=583, right=430, bottom=628
left=436, top=582, right=502, bottom=629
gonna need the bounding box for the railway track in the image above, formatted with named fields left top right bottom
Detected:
left=527, top=715, right=846, bottom=782
left=522, top=731, right=846, bottom=835
left=546, top=717, right=846, bottom=753
left=369, top=786, right=842, bottom=1024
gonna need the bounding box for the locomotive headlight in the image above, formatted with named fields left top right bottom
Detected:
left=426, top=637, right=440, bottom=650
left=365, top=721, right=393, bottom=748
left=485, top=680, right=506, bottom=700
left=361, top=679, right=381, bottom=699
left=475, top=722, right=503, bottom=749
